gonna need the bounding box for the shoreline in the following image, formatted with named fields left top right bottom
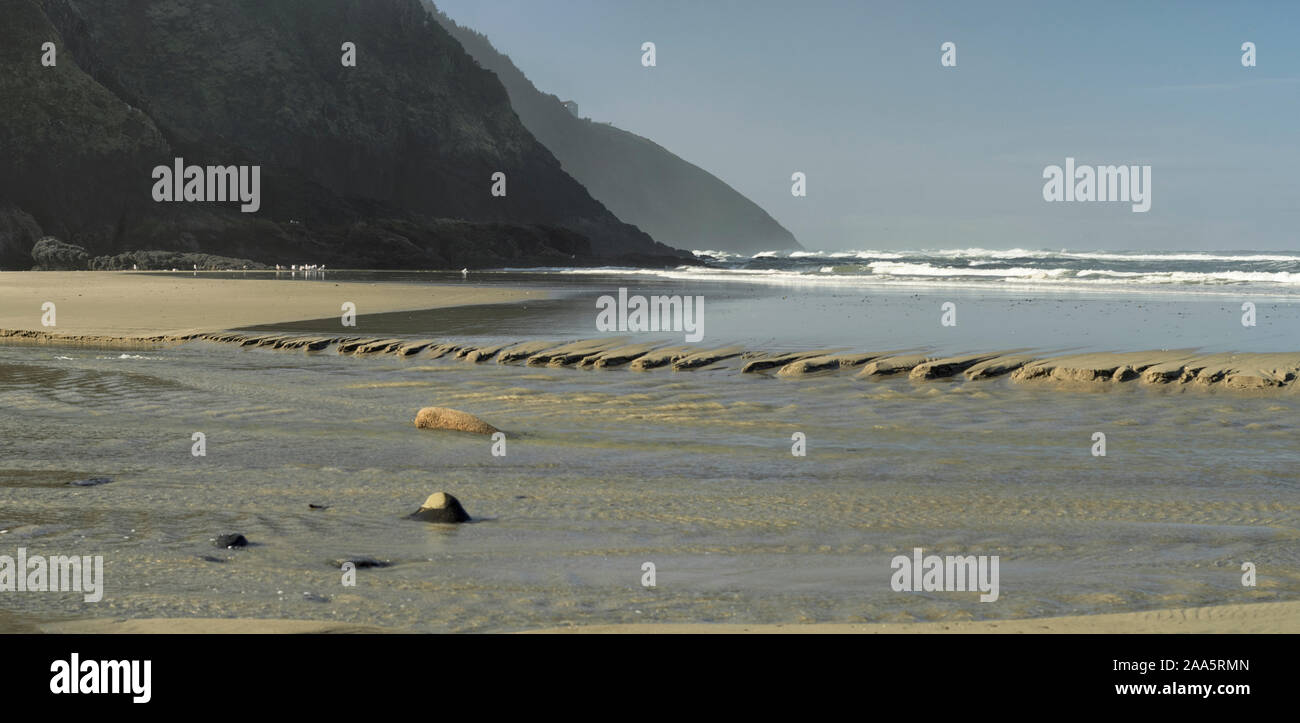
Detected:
left=24, top=601, right=1299, bottom=634
left=0, top=271, right=539, bottom=337
left=2, top=272, right=1296, bottom=390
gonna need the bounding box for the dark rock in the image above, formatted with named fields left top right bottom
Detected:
left=308, top=503, right=331, bottom=510
left=69, top=476, right=113, bottom=487
left=333, top=557, right=392, bottom=569
left=213, top=533, right=248, bottom=549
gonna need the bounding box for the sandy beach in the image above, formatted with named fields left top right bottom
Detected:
left=23, top=601, right=1297, bottom=634
left=0, top=271, right=538, bottom=337
left=527, top=601, right=1300, bottom=634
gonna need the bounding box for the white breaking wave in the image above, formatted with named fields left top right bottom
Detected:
left=867, top=261, right=1073, bottom=278
left=694, top=247, right=1300, bottom=263
left=1075, top=269, right=1300, bottom=284
left=544, top=262, right=1300, bottom=296
left=540, top=245, right=1300, bottom=298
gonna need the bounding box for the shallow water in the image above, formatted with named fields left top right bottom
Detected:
left=225, top=269, right=1300, bottom=353
left=1, top=327, right=1297, bottom=631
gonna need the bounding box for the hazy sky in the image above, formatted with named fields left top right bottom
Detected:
left=436, top=0, right=1299, bottom=252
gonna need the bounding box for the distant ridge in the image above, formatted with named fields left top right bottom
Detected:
left=428, top=2, right=802, bottom=254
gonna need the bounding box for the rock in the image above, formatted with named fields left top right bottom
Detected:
left=333, top=557, right=393, bottom=569
left=414, top=407, right=499, bottom=435
left=308, top=503, right=331, bottom=510
left=407, top=492, right=471, bottom=523
left=213, top=533, right=248, bottom=549
left=69, top=476, right=113, bottom=487
left=302, top=592, right=331, bottom=603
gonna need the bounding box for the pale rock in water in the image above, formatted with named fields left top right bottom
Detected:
left=408, top=492, right=471, bottom=523
left=414, top=407, right=499, bottom=435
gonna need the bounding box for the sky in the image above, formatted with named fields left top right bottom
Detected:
left=434, top=0, right=1300, bottom=252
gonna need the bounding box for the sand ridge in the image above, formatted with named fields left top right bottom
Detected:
left=5, top=326, right=1298, bottom=393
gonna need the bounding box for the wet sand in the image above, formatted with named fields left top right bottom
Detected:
left=29, top=601, right=1298, bottom=634
left=0, top=271, right=539, bottom=337
left=35, top=618, right=401, bottom=634
left=529, top=601, right=1300, bottom=633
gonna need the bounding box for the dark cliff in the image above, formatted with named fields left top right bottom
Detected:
left=0, top=0, right=693, bottom=269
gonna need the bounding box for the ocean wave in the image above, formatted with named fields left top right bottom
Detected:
left=693, top=247, right=1300, bottom=264
left=538, top=246, right=1300, bottom=296
left=867, top=262, right=1073, bottom=278
left=545, top=262, right=1300, bottom=295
